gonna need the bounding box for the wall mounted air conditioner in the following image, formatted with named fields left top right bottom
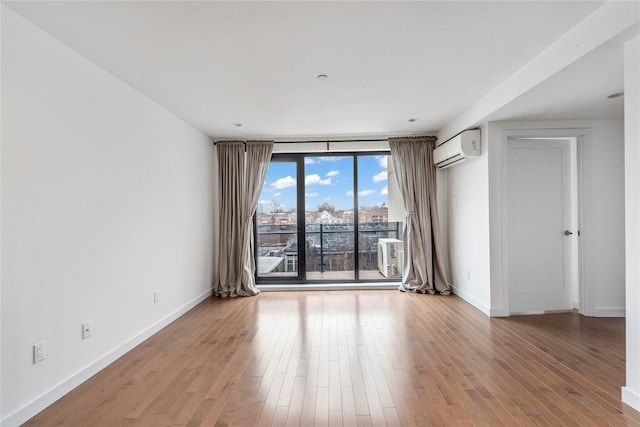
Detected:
left=377, top=238, right=403, bottom=278
left=433, top=129, right=481, bottom=169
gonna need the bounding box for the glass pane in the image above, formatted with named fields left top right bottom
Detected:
left=304, top=156, right=355, bottom=280
left=357, top=155, right=403, bottom=279
left=256, top=162, right=298, bottom=278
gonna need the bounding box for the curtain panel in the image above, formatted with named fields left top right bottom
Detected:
left=215, top=140, right=273, bottom=297
left=389, top=136, right=451, bottom=295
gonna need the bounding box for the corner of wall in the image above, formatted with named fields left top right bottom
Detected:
left=0, top=3, right=4, bottom=422
left=623, top=34, right=640, bottom=413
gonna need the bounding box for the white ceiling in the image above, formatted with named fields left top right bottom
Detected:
left=4, top=1, right=630, bottom=139
left=486, top=35, right=625, bottom=123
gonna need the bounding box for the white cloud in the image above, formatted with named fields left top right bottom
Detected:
left=306, top=192, right=319, bottom=197
left=373, top=171, right=387, bottom=183
left=376, top=155, right=388, bottom=169
left=325, top=196, right=332, bottom=200
left=271, top=176, right=296, bottom=189
left=358, top=189, right=376, bottom=196
left=305, top=157, right=339, bottom=164
left=274, top=192, right=282, bottom=197
left=258, top=200, right=271, bottom=205
left=381, top=186, right=388, bottom=195
left=346, top=190, right=354, bottom=196
left=305, top=174, right=332, bottom=186
left=326, top=170, right=340, bottom=177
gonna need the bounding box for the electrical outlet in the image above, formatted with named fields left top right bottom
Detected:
left=154, top=291, right=159, bottom=304
left=82, top=322, right=91, bottom=339
left=33, top=341, right=46, bottom=364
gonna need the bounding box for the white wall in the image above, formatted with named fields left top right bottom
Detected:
left=0, top=3, right=4, bottom=423
left=445, top=123, right=492, bottom=314
left=445, top=120, right=626, bottom=317
left=585, top=121, right=626, bottom=316
left=623, top=35, right=640, bottom=413
left=387, top=156, right=404, bottom=225
left=1, top=8, right=215, bottom=425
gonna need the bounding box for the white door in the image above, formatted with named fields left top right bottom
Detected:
left=507, top=138, right=574, bottom=313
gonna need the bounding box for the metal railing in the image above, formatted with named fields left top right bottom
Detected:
left=257, top=222, right=402, bottom=273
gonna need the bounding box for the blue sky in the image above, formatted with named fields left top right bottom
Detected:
left=259, top=155, right=390, bottom=213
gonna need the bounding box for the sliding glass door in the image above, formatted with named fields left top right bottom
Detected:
left=256, top=152, right=402, bottom=283
left=357, top=155, right=403, bottom=280
left=304, top=156, right=355, bottom=280
left=255, top=157, right=304, bottom=281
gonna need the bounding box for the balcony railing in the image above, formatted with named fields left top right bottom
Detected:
left=256, top=222, right=402, bottom=276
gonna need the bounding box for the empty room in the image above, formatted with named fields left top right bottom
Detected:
left=2, top=1, right=640, bottom=426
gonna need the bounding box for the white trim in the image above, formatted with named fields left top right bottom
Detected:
left=576, top=136, right=589, bottom=316
left=450, top=285, right=491, bottom=316
left=593, top=307, right=626, bottom=317
left=258, top=282, right=399, bottom=292
left=489, top=308, right=510, bottom=317
left=1, top=288, right=213, bottom=427
left=622, top=387, right=640, bottom=412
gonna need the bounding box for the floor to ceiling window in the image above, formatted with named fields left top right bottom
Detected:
left=255, top=152, right=403, bottom=283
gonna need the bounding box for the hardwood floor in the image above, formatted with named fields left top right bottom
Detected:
left=25, top=291, right=640, bottom=426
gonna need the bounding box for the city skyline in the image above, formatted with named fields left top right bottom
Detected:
left=259, top=155, right=390, bottom=213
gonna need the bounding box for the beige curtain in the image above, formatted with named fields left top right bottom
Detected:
left=215, top=140, right=273, bottom=297
left=389, top=136, right=451, bottom=295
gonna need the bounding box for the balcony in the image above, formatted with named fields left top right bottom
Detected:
left=256, top=222, right=403, bottom=281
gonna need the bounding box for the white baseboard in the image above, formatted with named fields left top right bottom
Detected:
left=450, top=285, right=491, bottom=316
left=622, top=387, right=640, bottom=412
left=593, top=306, right=626, bottom=317
left=489, top=308, right=510, bottom=317
left=1, top=288, right=213, bottom=427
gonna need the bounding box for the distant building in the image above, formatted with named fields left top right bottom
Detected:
left=358, top=206, right=388, bottom=223
left=317, top=210, right=342, bottom=224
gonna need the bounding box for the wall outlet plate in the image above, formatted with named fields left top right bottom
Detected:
left=33, top=341, right=46, bottom=364
left=82, top=322, right=91, bottom=339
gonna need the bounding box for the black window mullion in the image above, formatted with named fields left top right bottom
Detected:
left=297, top=155, right=306, bottom=280
left=353, top=155, right=360, bottom=281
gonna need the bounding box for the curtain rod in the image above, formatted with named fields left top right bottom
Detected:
left=275, top=138, right=390, bottom=144
left=213, top=137, right=436, bottom=145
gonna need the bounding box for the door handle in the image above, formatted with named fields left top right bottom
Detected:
left=564, top=230, right=573, bottom=236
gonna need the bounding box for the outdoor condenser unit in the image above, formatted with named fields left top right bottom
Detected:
left=377, top=238, right=403, bottom=278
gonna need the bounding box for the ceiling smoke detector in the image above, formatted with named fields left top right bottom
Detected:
left=317, top=74, right=328, bottom=80
left=607, top=92, right=624, bottom=99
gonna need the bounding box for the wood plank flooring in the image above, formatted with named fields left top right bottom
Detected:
left=24, top=291, right=640, bottom=426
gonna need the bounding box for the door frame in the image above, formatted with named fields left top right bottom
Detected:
left=499, top=128, right=590, bottom=316
left=505, top=137, right=575, bottom=314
